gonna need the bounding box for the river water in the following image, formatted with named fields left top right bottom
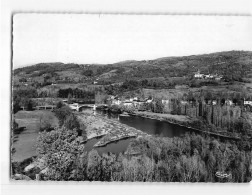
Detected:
left=82, top=108, right=193, bottom=155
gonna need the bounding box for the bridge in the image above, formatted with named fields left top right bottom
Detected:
left=68, top=103, right=108, bottom=112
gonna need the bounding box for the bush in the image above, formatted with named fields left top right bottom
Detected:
left=54, top=106, right=72, bottom=126
left=56, top=101, right=64, bottom=109
left=64, top=113, right=80, bottom=131
left=36, top=127, right=86, bottom=180
left=154, top=99, right=164, bottom=113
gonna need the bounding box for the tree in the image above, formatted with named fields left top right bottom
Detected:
left=13, top=97, right=21, bottom=114
left=67, top=93, right=73, bottom=104
left=54, top=106, right=72, bottom=127
left=82, top=69, right=93, bottom=77
left=87, top=150, right=102, bottom=181
left=154, top=99, right=164, bottom=113
left=36, top=127, right=86, bottom=180
left=19, top=78, right=27, bottom=82
left=64, top=113, right=80, bottom=133
left=56, top=101, right=64, bottom=109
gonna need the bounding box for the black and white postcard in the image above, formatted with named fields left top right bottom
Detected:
left=11, top=14, right=252, bottom=182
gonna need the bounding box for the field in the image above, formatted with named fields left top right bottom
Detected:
left=12, top=110, right=58, bottom=162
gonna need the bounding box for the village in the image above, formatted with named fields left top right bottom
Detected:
left=194, top=70, right=223, bottom=80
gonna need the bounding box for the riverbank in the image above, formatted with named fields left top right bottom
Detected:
left=76, top=111, right=147, bottom=147
left=129, top=111, right=241, bottom=140
left=130, top=111, right=194, bottom=127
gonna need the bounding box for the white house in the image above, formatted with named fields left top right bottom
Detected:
left=180, top=100, right=188, bottom=105
left=146, top=99, right=153, bottom=103
left=215, top=76, right=223, bottom=81
left=112, top=99, right=121, bottom=105
left=212, top=100, right=217, bottom=105
left=244, top=100, right=252, bottom=106
left=205, top=74, right=214, bottom=79
left=225, top=100, right=233, bottom=106
left=162, top=100, right=169, bottom=104
left=69, top=103, right=79, bottom=110
left=194, top=71, right=204, bottom=79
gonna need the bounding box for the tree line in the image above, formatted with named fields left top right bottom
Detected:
left=19, top=127, right=252, bottom=182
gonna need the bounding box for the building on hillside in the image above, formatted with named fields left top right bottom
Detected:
left=69, top=103, right=79, bottom=110
left=194, top=71, right=204, bottom=79
left=180, top=100, right=189, bottom=105
left=132, top=100, right=145, bottom=108
left=144, top=96, right=153, bottom=103
left=204, top=74, right=214, bottom=79
left=212, top=100, right=217, bottom=105
left=194, top=70, right=223, bottom=81
left=225, top=100, right=233, bottom=106
left=112, top=99, right=121, bottom=105
left=215, top=75, right=223, bottom=81
left=162, top=100, right=169, bottom=104
left=244, top=100, right=252, bottom=106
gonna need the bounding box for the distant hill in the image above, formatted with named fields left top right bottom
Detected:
left=14, top=50, right=252, bottom=84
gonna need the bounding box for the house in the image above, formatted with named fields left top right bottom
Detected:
left=133, top=100, right=145, bottom=108
left=180, top=100, right=188, bottom=105
left=225, top=100, right=233, bottom=106
left=69, top=103, right=79, bottom=110
left=205, top=74, right=214, bottom=79
left=145, top=97, right=153, bottom=103
left=146, top=99, right=152, bottom=103
left=215, top=75, right=223, bottom=81
left=112, top=99, right=121, bottom=105
left=194, top=71, right=204, bottom=79
left=244, top=100, right=252, bottom=106
left=212, top=100, right=217, bottom=105
left=162, top=100, right=169, bottom=104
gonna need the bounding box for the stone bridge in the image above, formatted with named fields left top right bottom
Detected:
left=68, top=103, right=107, bottom=112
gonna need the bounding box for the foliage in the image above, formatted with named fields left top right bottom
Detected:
left=54, top=106, right=72, bottom=127
left=19, top=78, right=27, bottom=82
left=36, top=127, right=86, bottom=180
left=33, top=128, right=252, bottom=182
left=57, top=88, right=95, bottom=101
left=81, top=69, right=94, bottom=77
left=154, top=99, right=164, bottom=113
left=56, top=101, right=64, bottom=109
left=13, top=88, right=38, bottom=112
left=64, top=114, right=80, bottom=132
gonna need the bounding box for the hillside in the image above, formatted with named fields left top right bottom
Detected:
left=13, top=51, right=252, bottom=88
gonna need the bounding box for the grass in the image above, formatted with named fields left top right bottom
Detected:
left=12, top=110, right=58, bottom=162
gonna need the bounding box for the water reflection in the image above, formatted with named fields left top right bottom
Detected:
left=82, top=108, right=192, bottom=155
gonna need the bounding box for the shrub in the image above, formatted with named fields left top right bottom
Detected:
left=56, top=101, right=64, bottom=109
left=36, top=127, right=86, bottom=180
left=54, top=106, right=72, bottom=127
left=64, top=113, right=80, bottom=131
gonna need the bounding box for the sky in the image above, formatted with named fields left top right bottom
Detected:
left=13, top=14, right=252, bottom=68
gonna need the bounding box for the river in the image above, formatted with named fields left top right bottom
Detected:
left=82, top=108, right=194, bottom=155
